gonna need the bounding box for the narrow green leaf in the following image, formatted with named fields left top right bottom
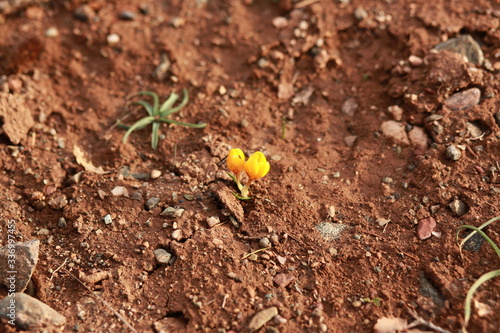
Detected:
left=159, top=92, right=179, bottom=114
left=122, top=116, right=154, bottom=143
left=157, top=118, right=207, bottom=128
left=458, top=216, right=500, bottom=254
left=463, top=270, right=500, bottom=327
left=457, top=225, right=500, bottom=258
left=135, top=100, right=154, bottom=117
left=137, top=91, right=160, bottom=116
left=151, top=122, right=160, bottom=150
left=161, top=89, right=189, bottom=116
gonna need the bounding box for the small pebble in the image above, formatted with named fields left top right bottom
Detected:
left=408, top=55, right=423, bottom=66
left=131, top=191, right=143, bottom=200
left=212, top=238, right=223, bottom=246
left=161, top=206, right=184, bottom=218
left=73, top=5, right=95, bottom=22
left=344, top=135, right=357, bottom=147
left=434, top=35, right=484, bottom=65
left=449, top=199, right=468, bottom=217
left=151, top=169, right=161, bottom=179
left=380, top=120, right=410, bottom=146
left=103, top=214, right=112, bottom=225
left=206, top=216, right=220, bottom=228
left=417, top=217, right=436, bottom=240
left=170, top=17, right=185, bottom=28
left=353, top=234, right=361, bottom=240
left=119, top=10, right=136, bottom=21
left=7, top=77, right=23, bottom=93
left=376, top=218, right=390, bottom=227
left=45, top=27, right=59, bottom=37
left=443, top=88, right=481, bottom=111
left=408, top=126, right=430, bottom=151
left=494, top=112, right=500, bottom=127
left=259, top=237, right=271, bottom=248
left=353, top=7, right=367, bottom=21
left=145, top=197, right=160, bottom=211
left=106, top=34, right=120, bottom=45
left=352, top=300, right=362, bottom=307
left=269, top=233, right=280, bottom=245
left=38, top=228, right=50, bottom=236
left=154, top=249, right=172, bottom=264
left=387, top=105, right=403, bottom=121
left=172, top=230, right=183, bottom=241
left=272, top=16, right=288, bottom=29
left=257, top=58, right=269, bottom=69
left=327, top=206, right=336, bottom=219
left=57, top=217, right=67, bottom=228
left=341, top=98, right=358, bottom=117
left=48, top=195, right=68, bottom=210
left=273, top=273, right=295, bottom=287
left=111, top=186, right=128, bottom=197
left=271, top=155, right=282, bottom=161
left=445, top=145, right=462, bottom=161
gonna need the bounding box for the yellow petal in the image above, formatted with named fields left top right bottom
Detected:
left=227, top=148, right=245, bottom=174
left=244, top=151, right=270, bottom=180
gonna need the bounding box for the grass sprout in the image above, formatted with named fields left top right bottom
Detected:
left=118, top=89, right=206, bottom=150
left=456, top=216, right=500, bottom=331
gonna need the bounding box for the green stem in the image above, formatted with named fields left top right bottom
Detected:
left=240, top=179, right=253, bottom=198
left=236, top=172, right=243, bottom=191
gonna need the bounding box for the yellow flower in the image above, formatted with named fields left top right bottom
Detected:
left=244, top=151, right=270, bottom=180
left=227, top=148, right=245, bottom=174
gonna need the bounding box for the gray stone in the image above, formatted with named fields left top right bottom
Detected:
left=434, top=35, right=484, bottom=65
left=161, top=206, right=185, bottom=218
left=462, top=231, right=485, bottom=252
left=0, top=292, right=66, bottom=329
left=0, top=240, right=39, bottom=292
left=445, top=145, right=462, bottom=161
left=48, top=195, right=68, bottom=209
left=154, top=249, right=172, bottom=265
left=119, top=10, right=136, bottom=21
left=315, top=222, right=349, bottom=241
left=443, top=88, right=481, bottom=111
left=259, top=237, right=271, bottom=248
left=145, top=197, right=160, bottom=211
left=341, top=98, right=358, bottom=117
left=494, top=112, right=500, bottom=128
left=57, top=217, right=67, bottom=228
left=419, top=273, right=445, bottom=309
left=449, top=199, right=468, bottom=217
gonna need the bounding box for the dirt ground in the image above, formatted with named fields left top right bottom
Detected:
left=0, top=0, right=499, bottom=332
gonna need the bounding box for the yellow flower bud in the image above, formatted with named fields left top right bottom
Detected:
left=244, top=151, right=270, bottom=180
left=227, top=148, right=245, bottom=174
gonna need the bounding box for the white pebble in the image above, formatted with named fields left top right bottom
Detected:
left=151, top=170, right=161, bottom=179
left=106, top=34, right=120, bottom=45
left=45, top=27, right=59, bottom=37
left=111, top=186, right=128, bottom=197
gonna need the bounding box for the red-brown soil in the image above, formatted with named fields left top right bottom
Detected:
left=0, top=0, right=499, bottom=332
